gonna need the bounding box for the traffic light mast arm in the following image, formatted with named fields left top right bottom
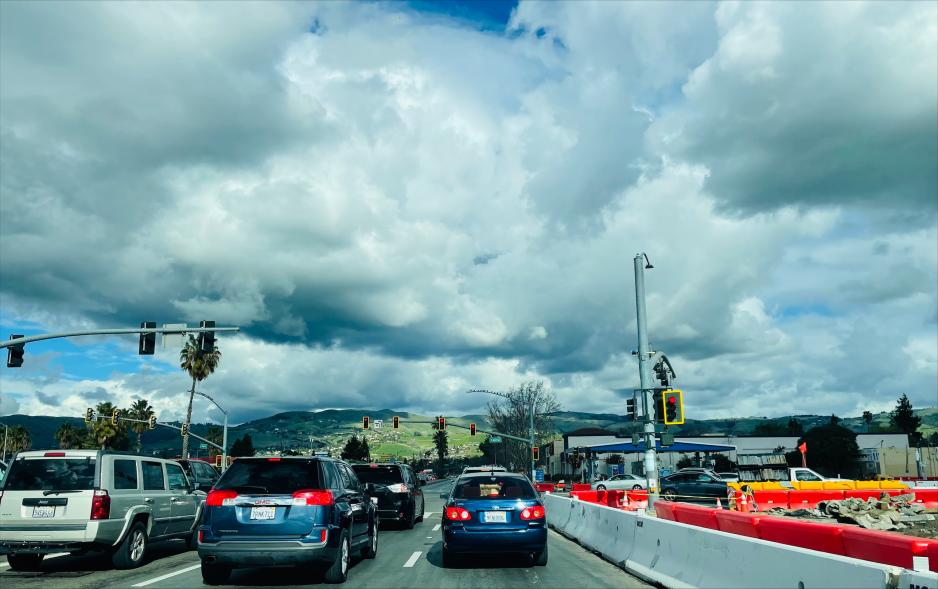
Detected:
left=1, top=326, right=240, bottom=349
left=393, top=419, right=533, bottom=444
left=89, top=415, right=224, bottom=452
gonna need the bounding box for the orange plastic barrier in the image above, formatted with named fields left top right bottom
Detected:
left=627, top=489, right=648, bottom=502
left=929, top=541, right=938, bottom=573
left=757, top=516, right=847, bottom=555
left=571, top=483, right=592, bottom=492
left=714, top=510, right=761, bottom=538
left=910, top=488, right=938, bottom=510
left=603, top=489, right=627, bottom=507
left=535, top=483, right=555, bottom=493
left=841, top=526, right=936, bottom=570
left=752, top=490, right=790, bottom=510
left=787, top=490, right=845, bottom=509
left=654, top=501, right=677, bottom=521
left=672, top=503, right=719, bottom=530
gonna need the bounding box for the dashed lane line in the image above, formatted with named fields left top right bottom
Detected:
left=0, top=552, right=67, bottom=569
left=432, top=524, right=441, bottom=531
left=403, top=551, right=422, bottom=568
left=131, top=563, right=201, bottom=587
left=423, top=512, right=433, bottom=518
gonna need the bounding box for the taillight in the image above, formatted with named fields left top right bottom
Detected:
left=198, top=529, right=204, bottom=543
left=206, top=489, right=238, bottom=507
left=91, top=489, right=110, bottom=520
left=44, top=452, right=66, bottom=457
left=292, top=489, right=334, bottom=506
left=445, top=507, right=471, bottom=521
left=386, top=483, right=409, bottom=494
left=520, top=505, right=545, bottom=520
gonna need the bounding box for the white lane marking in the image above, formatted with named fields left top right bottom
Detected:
left=403, top=551, right=422, bottom=568
left=131, top=563, right=201, bottom=587
left=432, top=523, right=441, bottom=531
left=423, top=512, right=433, bottom=518
left=0, top=552, right=68, bottom=569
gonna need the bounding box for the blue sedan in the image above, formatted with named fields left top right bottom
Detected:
left=440, top=472, right=548, bottom=567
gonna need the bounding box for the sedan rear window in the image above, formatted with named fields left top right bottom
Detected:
left=351, top=465, right=403, bottom=485
left=215, top=459, right=323, bottom=494
left=4, top=458, right=96, bottom=491
left=453, top=476, right=536, bottom=500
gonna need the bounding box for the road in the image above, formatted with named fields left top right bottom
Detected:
left=2, top=479, right=651, bottom=588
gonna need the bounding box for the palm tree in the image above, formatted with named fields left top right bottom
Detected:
left=55, top=423, right=84, bottom=449
left=179, top=335, right=222, bottom=458
left=127, top=399, right=155, bottom=451
left=88, top=402, right=127, bottom=450
left=7, top=425, right=31, bottom=454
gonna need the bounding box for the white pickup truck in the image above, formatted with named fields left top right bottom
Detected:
left=787, top=467, right=847, bottom=482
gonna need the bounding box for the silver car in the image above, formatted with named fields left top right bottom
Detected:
left=591, top=474, right=647, bottom=491
left=0, top=450, right=204, bottom=571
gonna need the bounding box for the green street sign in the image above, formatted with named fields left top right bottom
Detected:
left=490, top=436, right=502, bottom=443
left=199, top=443, right=208, bottom=450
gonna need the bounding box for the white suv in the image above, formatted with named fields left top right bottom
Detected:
left=0, top=450, right=204, bottom=571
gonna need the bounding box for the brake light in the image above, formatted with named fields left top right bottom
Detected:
left=44, top=452, right=66, bottom=457
left=520, top=505, right=545, bottom=520
left=206, top=489, right=238, bottom=507
left=198, top=529, right=204, bottom=543
left=267, top=457, right=281, bottom=462
left=386, top=483, right=409, bottom=494
left=292, top=489, right=334, bottom=506
left=91, top=489, right=110, bottom=520
left=445, top=507, right=471, bottom=521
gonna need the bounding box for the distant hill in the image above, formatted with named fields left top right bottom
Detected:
left=2, top=407, right=933, bottom=459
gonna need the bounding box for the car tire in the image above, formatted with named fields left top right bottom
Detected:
left=323, top=528, right=350, bottom=584
left=111, top=521, right=148, bottom=569
left=201, top=560, right=231, bottom=585
left=441, top=545, right=455, bottom=568
left=415, top=500, right=424, bottom=523
left=186, top=526, right=199, bottom=550
left=533, top=544, right=548, bottom=566
left=7, top=553, right=44, bottom=571
left=632, top=485, right=642, bottom=491
left=662, top=488, right=677, bottom=501
left=361, top=521, right=378, bottom=559
left=595, top=484, right=606, bottom=491
left=403, top=506, right=416, bottom=530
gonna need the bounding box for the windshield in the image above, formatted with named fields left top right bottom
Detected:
left=4, top=458, right=96, bottom=491
left=453, top=476, right=537, bottom=500
left=214, top=459, right=323, bottom=494
left=352, top=465, right=403, bottom=485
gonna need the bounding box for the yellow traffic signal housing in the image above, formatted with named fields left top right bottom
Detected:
left=148, top=415, right=157, bottom=430
left=437, top=416, right=445, bottom=430
left=663, top=390, right=684, bottom=425
left=111, top=409, right=120, bottom=425
left=392, top=416, right=400, bottom=429
left=532, top=446, right=540, bottom=461
left=181, top=423, right=189, bottom=437
left=469, top=423, right=476, bottom=436
left=215, top=454, right=223, bottom=468
left=84, top=408, right=94, bottom=423
left=362, top=416, right=370, bottom=430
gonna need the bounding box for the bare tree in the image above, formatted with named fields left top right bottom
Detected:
left=484, top=381, right=560, bottom=472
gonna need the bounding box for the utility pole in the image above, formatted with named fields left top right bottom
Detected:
left=634, top=252, right=660, bottom=507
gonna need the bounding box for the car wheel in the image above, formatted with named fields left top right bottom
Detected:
left=632, top=485, right=642, bottom=491
left=441, top=545, right=455, bottom=568
left=415, top=499, right=424, bottom=523
left=662, top=488, right=677, bottom=501
left=361, top=521, right=378, bottom=559
left=186, top=526, right=199, bottom=550
left=533, top=544, right=548, bottom=566
left=7, top=553, right=44, bottom=571
left=323, top=528, right=350, bottom=584
left=112, top=521, right=148, bottom=569
left=596, top=484, right=606, bottom=491
left=403, top=505, right=416, bottom=530
left=201, top=560, right=231, bottom=585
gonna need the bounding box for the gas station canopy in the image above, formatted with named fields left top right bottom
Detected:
left=586, top=440, right=736, bottom=453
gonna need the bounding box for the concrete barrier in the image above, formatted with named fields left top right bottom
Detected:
left=546, top=494, right=907, bottom=589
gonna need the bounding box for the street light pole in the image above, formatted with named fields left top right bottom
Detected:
left=634, top=253, right=660, bottom=507
left=195, top=391, right=228, bottom=472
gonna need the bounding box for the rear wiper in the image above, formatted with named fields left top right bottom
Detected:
left=42, top=490, right=81, bottom=496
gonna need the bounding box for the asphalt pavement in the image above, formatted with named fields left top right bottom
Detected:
left=2, top=479, right=651, bottom=589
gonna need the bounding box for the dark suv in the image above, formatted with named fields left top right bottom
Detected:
left=351, top=463, right=424, bottom=529
left=177, top=459, right=219, bottom=491
left=197, top=456, right=377, bottom=585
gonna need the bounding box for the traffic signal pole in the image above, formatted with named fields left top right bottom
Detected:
left=634, top=253, right=660, bottom=508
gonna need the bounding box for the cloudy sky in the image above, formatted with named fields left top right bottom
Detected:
left=1, top=1, right=935, bottom=426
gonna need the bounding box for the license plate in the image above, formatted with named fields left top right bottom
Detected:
left=484, top=511, right=507, bottom=523
left=250, top=506, right=276, bottom=520
left=370, top=497, right=378, bottom=504
left=32, top=506, right=55, bottom=519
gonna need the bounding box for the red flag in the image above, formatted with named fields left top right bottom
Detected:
left=798, top=442, right=807, bottom=454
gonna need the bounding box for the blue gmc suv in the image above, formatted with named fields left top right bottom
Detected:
left=197, top=456, right=377, bottom=584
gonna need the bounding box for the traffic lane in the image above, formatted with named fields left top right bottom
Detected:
left=1, top=539, right=198, bottom=589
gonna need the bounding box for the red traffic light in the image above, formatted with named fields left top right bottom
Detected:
left=362, top=416, right=370, bottom=429
left=667, top=396, right=677, bottom=405
left=437, top=416, right=446, bottom=430
left=469, top=423, right=476, bottom=436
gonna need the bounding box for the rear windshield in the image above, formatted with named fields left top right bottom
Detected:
left=351, top=465, right=403, bottom=485
left=214, top=459, right=323, bottom=494
left=453, top=476, right=536, bottom=500
left=4, top=458, right=96, bottom=491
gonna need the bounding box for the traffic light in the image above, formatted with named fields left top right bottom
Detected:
left=6, top=334, right=24, bottom=368
left=652, top=390, right=664, bottom=423
left=437, top=416, right=445, bottom=430
left=626, top=396, right=637, bottom=421
left=85, top=407, right=95, bottom=423
left=532, top=446, right=539, bottom=461
left=148, top=415, right=157, bottom=430
left=215, top=454, right=223, bottom=468
left=469, top=423, right=476, bottom=436
left=663, top=390, right=684, bottom=425
left=181, top=423, right=189, bottom=437
left=362, top=416, right=370, bottom=430
left=392, top=416, right=400, bottom=429
left=112, top=409, right=120, bottom=425
left=654, top=360, right=670, bottom=387
left=199, top=320, right=216, bottom=353
left=139, top=321, right=156, bottom=355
